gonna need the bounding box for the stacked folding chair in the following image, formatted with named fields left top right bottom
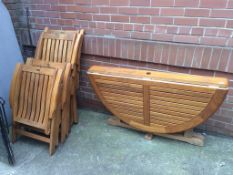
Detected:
left=9, top=28, right=84, bottom=155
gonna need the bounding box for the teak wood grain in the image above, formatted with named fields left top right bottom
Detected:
left=10, top=64, right=63, bottom=155
left=87, top=65, right=228, bottom=136
left=26, top=58, right=72, bottom=143
left=34, top=27, right=84, bottom=126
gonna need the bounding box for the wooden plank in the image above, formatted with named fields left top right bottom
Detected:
left=150, top=103, right=201, bottom=115
left=50, top=39, right=55, bottom=62
left=151, top=107, right=195, bottom=119
left=150, top=90, right=210, bottom=103
left=150, top=99, right=203, bottom=111
left=118, top=112, right=144, bottom=123
left=150, top=96, right=207, bottom=108
left=150, top=111, right=191, bottom=122
left=34, top=75, right=44, bottom=122
left=102, top=91, right=142, bottom=101
left=58, top=40, right=64, bottom=62
left=111, top=104, right=143, bottom=117
left=43, top=76, right=54, bottom=125
left=22, top=65, right=56, bottom=76
left=143, top=85, right=150, bottom=126
left=38, top=75, right=48, bottom=124
left=17, top=72, right=26, bottom=117
left=95, top=78, right=142, bottom=89
left=150, top=85, right=213, bottom=98
left=62, top=40, right=68, bottom=62
left=42, top=39, right=47, bottom=60
left=25, top=73, right=35, bottom=120
left=66, top=41, right=72, bottom=62
left=16, top=129, right=50, bottom=143
left=99, top=87, right=143, bottom=97
left=43, top=32, right=76, bottom=40
left=104, top=95, right=143, bottom=106
left=98, top=83, right=143, bottom=93
left=21, top=72, right=31, bottom=119
left=54, top=39, right=59, bottom=62
left=46, top=38, right=52, bottom=61
left=106, top=99, right=143, bottom=108
left=109, top=102, right=143, bottom=113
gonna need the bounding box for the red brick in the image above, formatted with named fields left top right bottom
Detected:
left=168, top=45, right=178, bottom=65
left=152, top=33, right=174, bottom=42
left=200, top=0, right=227, bottom=8
left=218, top=29, right=232, bottom=37
left=110, top=0, right=129, bottom=6
left=184, top=47, right=195, bottom=67
left=153, top=44, right=163, bottom=63
left=175, top=0, right=199, bottom=7
left=100, top=7, right=118, bottom=13
left=151, top=0, right=174, bottom=7
left=144, top=25, right=154, bottom=32
left=209, top=48, right=222, bottom=70
left=200, top=48, right=212, bottom=69
left=205, top=29, right=219, bottom=37
left=92, top=0, right=109, bottom=5
left=211, top=10, right=233, bottom=18
left=191, top=27, right=204, bottom=36
left=138, top=8, right=159, bottom=15
left=200, top=18, right=226, bottom=27
left=167, top=26, right=178, bottom=34
left=123, top=24, right=133, bottom=31
left=192, top=47, right=204, bottom=68
left=218, top=49, right=231, bottom=71
left=151, top=17, right=173, bottom=25
left=174, top=18, right=198, bottom=25
left=118, top=7, right=138, bottom=15
left=131, top=32, right=151, bottom=40
left=130, top=16, right=150, bottom=24
left=93, top=15, right=110, bottom=21
left=175, top=46, right=186, bottom=66
left=111, top=15, right=129, bottom=22
left=226, top=20, right=233, bottom=28
left=178, top=27, right=191, bottom=35
left=161, top=45, right=170, bottom=64
left=134, top=24, right=144, bottom=32
left=130, top=0, right=150, bottom=6
left=161, top=8, right=184, bottom=16
left=60, top=12, right=76, bottom=19
left=185, top=9, right=210, bottom=17
left=200, top=37, right=226, bottom=46
left=173, top=35, right=199, bottom=44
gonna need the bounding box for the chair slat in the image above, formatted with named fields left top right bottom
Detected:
left=58, top=40, right=64, bottom=62
left=29, top=74, right=40, bottom=122
left=21, top=72, right=31, bottom=119
left=38, top=75, right=48, bottom=124
left=17, top=72, right=26, bottom=117
left=34, top=74, right=44, bottom=122
left=62, top=40, right=68, bottom=62
left=46, top=39, right=52, bottom=62
left=25, top=73, right=35, bottom=120
left=50, top=39, right=56, bottom=62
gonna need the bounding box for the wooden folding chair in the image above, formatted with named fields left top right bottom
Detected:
left=10, top=64, right=63, bottom=155
left=26, top=58, right=72, bottom=143
left=34, top=27, right=84, bottom=127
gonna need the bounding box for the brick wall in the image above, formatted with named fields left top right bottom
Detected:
left=4, top=0, right=233, bottom=136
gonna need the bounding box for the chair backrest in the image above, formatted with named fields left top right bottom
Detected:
left=11, top=64, right=63, bottom=132
left=26, top=58, right=71, bottom=108
left=35, top=28, right=84, bottom=66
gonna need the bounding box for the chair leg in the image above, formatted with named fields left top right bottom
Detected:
left=49, top=113, right=60, bottom=155
left=61, top=106, right=68, bottom=143
left=72, top=94, right=78, bottom=124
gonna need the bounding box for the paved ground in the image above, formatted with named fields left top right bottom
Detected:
left=1, top=109, right=233, bottom=175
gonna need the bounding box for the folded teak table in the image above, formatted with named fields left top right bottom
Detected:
left=87, top=66, right=228, bottom=146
